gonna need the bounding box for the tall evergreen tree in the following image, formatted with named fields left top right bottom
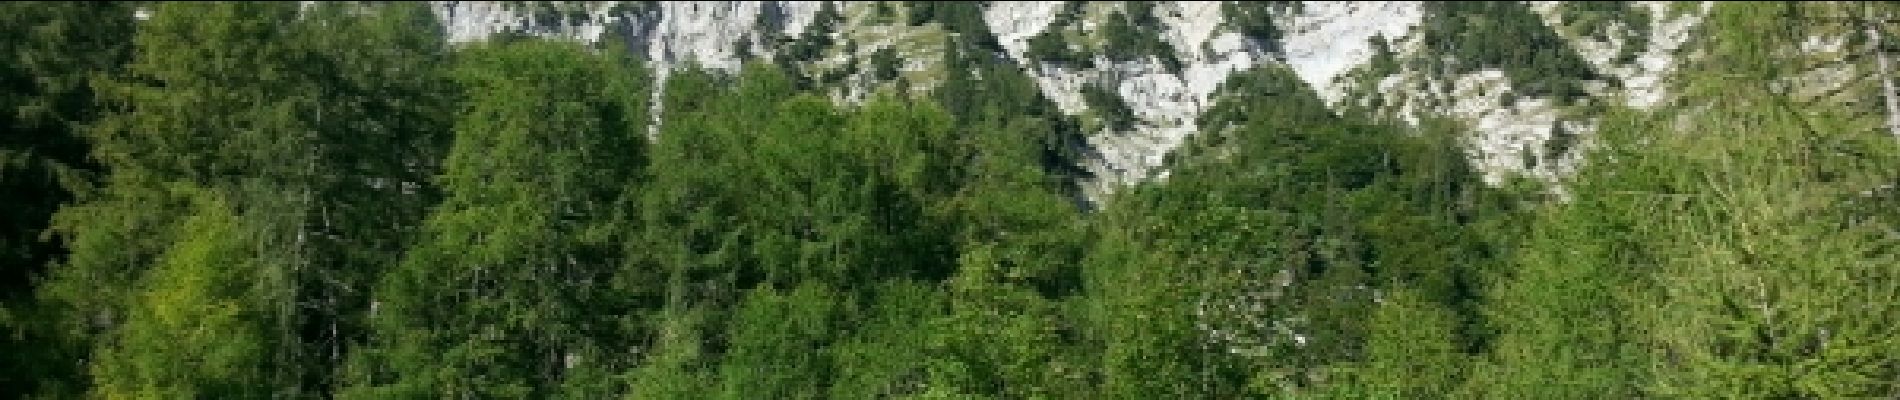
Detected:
left=1086, top=65, right=1513, bottom=398
left=0, top=2, right=136, bottom=395
left=88, top=190, right=287, bottom=398
left=48, top=3, right=316, bottom=395
left=1474, top=3, right=1900, bottom=398
left=342, top=38, right=650, bottom=399
left=48, top=2, right=454, bottom=396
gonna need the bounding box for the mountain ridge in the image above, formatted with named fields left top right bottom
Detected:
left=420, top=1, right=1889, bottom=206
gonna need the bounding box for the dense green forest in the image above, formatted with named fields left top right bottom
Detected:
left=5, top=2, right=1900, bottom=398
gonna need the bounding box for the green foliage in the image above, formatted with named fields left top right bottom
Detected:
left=1630, top=6, right=1900, bottom=396
left=1027, top=35, right=1089, bottom=68
left=1542, top=122, right=1577, bottom=161
left=827, top=280, right=948, bottom=399
left=871, top=46, right=903, bottom=81
left=45, top=2, right=457, bottom=397
left=1223, top=1, right=1299, bottom=53
left=1691, top=2, right=1814, bottom=82
left=1025, top=2, right=1092, bottom=67
left=934, top=37, right=1091, bottom=189
left=1473, top=5, right=1900, bottom=396
left=720, top=283, right=843, bottom=399
left=0, top=2, right=137, bottom=395
left=1555, top=1, right=1652, bottom=64
left=342, top=38, right=649, bottom=399
left=1025, top=34, right=1086, bottom=68
left=903, top=1, right=1002, bottom=53
left=1022, top=1, right=1186, bottom=72
left=8, top=3, right=1899, bottom=399
left=89, top=191, right=283, bottom=399
left=1081, top=83, right=1136, bottom=132
left=1338, top=34, right=1407, bottom=120
left=576, top=63, right=1093, bottom=397
left=1350, top=289, right=1469, bottom=398
left=782, top=0, right=842, bottom=62
left=1099, top=8, right=1182, bottom=72
left=0, top=0, right=132, bottom=283
left=924, top=249, right=1091, bottom=398
left=1418, top=1, right=1601, bottom=99
left=284, top=4, right=461, bottom=392
left=1098, top=65, right=1518, bottom=398
left=870, top=2, right=897, bottom=24
left=1466, top=162, right=1655, bottom=398
left=1084, top=203, right=1258, bottom=398
left=1475, top=84, right=1900, bottom=398
left=641, top=67, right=947, bottom=294
left=1364, top=35, right=1401, bottom=78
left=1633, top=89, right=1900, bottom=399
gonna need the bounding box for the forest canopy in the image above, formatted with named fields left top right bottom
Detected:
left=4, top=2, right=1900, bottom=399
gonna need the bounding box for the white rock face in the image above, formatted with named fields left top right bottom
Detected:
left=1528, top=1, right=1710, bottom=109
left=434, top=2, right=612, bottom=43
left=1624, top=2, right=1708, bottom=109
left=426, top=1, right=1709, bottom=199
left=1281, top=1, right=1424, bottom=105
left=436, top=2, right=527, bottom=43
left=433, top=1, right=823, bottom=74
left=985, top=2, right=1273, bottom=201
left=1448, top=71, right=1567, bottom=182
left=1326, top=2, right=1714, bottom=184
left=648, top=2, right=780, bottom=73
left=984, top=1, right=1067, bottom=60
left=431, top=1, right=825, bottom=137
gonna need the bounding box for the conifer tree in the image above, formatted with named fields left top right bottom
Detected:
left=343, top=38, right=650, bottom=398
left=0, top=2, right=136, bottom=395
left=51, top=2, right=455, bottom=395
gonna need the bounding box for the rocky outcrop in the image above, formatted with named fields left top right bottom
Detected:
left=427, top=1, right=1714, bottom=201
left=985, top=2, right=1270, bottom=200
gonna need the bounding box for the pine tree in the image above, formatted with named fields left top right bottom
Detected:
left=48, top=3, right=317, bottom=395
left=343, top=38, right=650, bottom=398
left=1632, top=5, right=1900, bottom=395
left=52, top=2, right=456, bottom=396
left=0, top=2, right=136, bottom=395
left=89, top=191, right=286, bottom=399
